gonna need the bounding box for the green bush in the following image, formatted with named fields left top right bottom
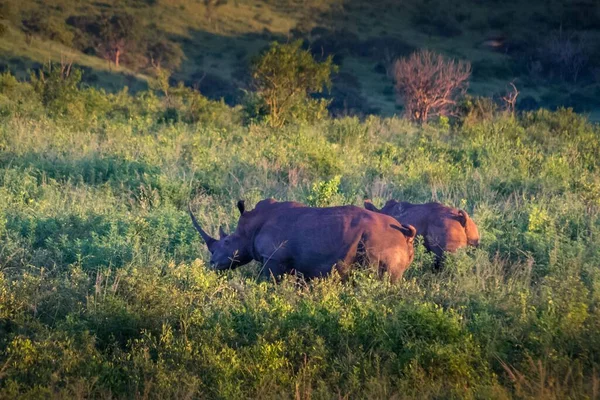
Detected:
left=30, top=63, right=85, bottom=119
left=249, top=40, right=337, bottom=127
left=21, top=13, right=74, bottom=45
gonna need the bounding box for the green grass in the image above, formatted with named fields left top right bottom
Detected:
left=0, top=24, right=149, bottom=91
left=1, top=73, right=600, bottom=398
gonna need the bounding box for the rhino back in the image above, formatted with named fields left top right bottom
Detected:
left=390, top=203, right=431, bottom=235
left=253, top=206, right=387, bottom=275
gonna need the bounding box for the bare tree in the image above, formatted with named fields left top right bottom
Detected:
left=204, top=0, right=225, bottom=24
left=393, top=50, right=471, bottom=124
left=501, top=81, right=519, bottom=116
left=539, top=29, right=589, bottom=83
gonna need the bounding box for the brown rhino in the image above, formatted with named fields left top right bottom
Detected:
left=189, top=198, right=417, bottom=282
left=364, top=199, right=480, bottom=263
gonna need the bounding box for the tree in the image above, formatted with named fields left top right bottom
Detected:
left=97, top=12, right=140, bottom=67
left=145, top=31, right=184, bottom=71
left=204, top=0, right=226, bottom=24
left=251, top=40, right=337, bottom=127
left=21, top=12, right=74, bottom=45
left=539, top=29, right=589, bottom=83
left=146, top=37, right=183, bottom=70
left=393, top=50, right=471, bottom=124
left=501, top=81, right=519, bottom=117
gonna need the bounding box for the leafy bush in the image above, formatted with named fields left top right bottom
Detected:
left=0, top=71, right=44, bottom=119
left=249, top=40, right=338, bottom=127
left=307, top=175, right=342, bottom=206
left=144, top=29, right=184, bottom=71
left=21, top=13, right=74, bottom=45
left=30, top=62, right=84, bottom=119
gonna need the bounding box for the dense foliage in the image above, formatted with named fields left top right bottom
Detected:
left=250, top=40, right=337, bottom=127
left=1, top=70, right=600, bottom=399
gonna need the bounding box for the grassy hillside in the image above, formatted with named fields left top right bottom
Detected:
left=1, top=0, right=600, bottom=117
left=1, top=72, right=600, bottom=398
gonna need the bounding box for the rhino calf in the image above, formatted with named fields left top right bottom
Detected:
left=364, top=199, right=480, bottom=264
left=189, top=198, right=416, bottom=282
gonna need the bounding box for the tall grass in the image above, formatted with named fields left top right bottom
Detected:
left=1, top=75, right=600, bottom=398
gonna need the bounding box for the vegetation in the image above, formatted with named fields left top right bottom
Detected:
left=1, top=0, right=599, bottom=117
left=96, top=12, right=141, bottom=68
left=1, top=67, right=600, bottom=398
left=250, top=40, right=337, bottom=127
left=393, top=50, right=471, bottom=123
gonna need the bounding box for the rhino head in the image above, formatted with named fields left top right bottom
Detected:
left=188, top=200, right=254, bottom=270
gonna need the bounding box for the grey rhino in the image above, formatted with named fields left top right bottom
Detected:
left=364, top=199, right=480, bottom=264
left=189, top=198, right=416, bottom=282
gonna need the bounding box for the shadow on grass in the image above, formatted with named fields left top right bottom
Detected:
left=0, top=55, right=148, bottom=93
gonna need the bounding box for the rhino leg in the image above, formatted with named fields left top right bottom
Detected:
left=376, top=249, right=407, bottom=283
left=424, top=234, right=445, bottom=268
left=359, top=241, right=406, bottom=283
left=259, top=258, right=289, bottom=281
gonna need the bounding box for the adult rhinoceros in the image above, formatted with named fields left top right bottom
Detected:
left=189, top=198, right=416, bottom=282
left=364, top=199, right=480, bottom=264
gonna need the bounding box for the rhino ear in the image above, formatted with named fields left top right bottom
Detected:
left=384, top=199, right=397, bottom=208
left=219, top=226, right=228, bottom=239
left=457, top=210, right=469, bottom=227
left=237, top=200, right=246, bottom=215
left=364, top=199, right=380, bottom=212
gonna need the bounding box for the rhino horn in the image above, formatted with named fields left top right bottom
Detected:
left=188, top=204, right=217, bottom=250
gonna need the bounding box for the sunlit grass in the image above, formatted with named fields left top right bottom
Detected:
left=1, top=74, right=600, bottom=396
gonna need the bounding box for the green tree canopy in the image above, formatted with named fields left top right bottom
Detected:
left=97, top=12, right=141, bottom=67
left=251, top=40, right=337, bottom=127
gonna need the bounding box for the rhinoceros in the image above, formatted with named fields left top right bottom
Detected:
left=189, top=198, right=416, bottom=282
left=364, top=199, right=479, bottom=264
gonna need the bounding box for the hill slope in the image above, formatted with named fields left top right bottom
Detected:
left=1, top=0, right=600, bottom=117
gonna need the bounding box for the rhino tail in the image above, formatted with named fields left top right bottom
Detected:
left=390, top=223, right=417, bottom=243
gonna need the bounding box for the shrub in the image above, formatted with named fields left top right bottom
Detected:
left=144, top=28, right=184, bottom=71
left=21, top=13, right=74, bottom=45
left=0, top=71, right=43, bottom=119
left=250, top=40, right=338, bottom=127
left=457, top=95, right=499, bottom=126
left=538, top=30, right=590, bottom=83
left=29, top=62, right=85, bottom=119
left=307, top=175, right=342, bottom=206
left=150, top=68, right=238, bottom=126
left=393, top=50, right=471, bottom=123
